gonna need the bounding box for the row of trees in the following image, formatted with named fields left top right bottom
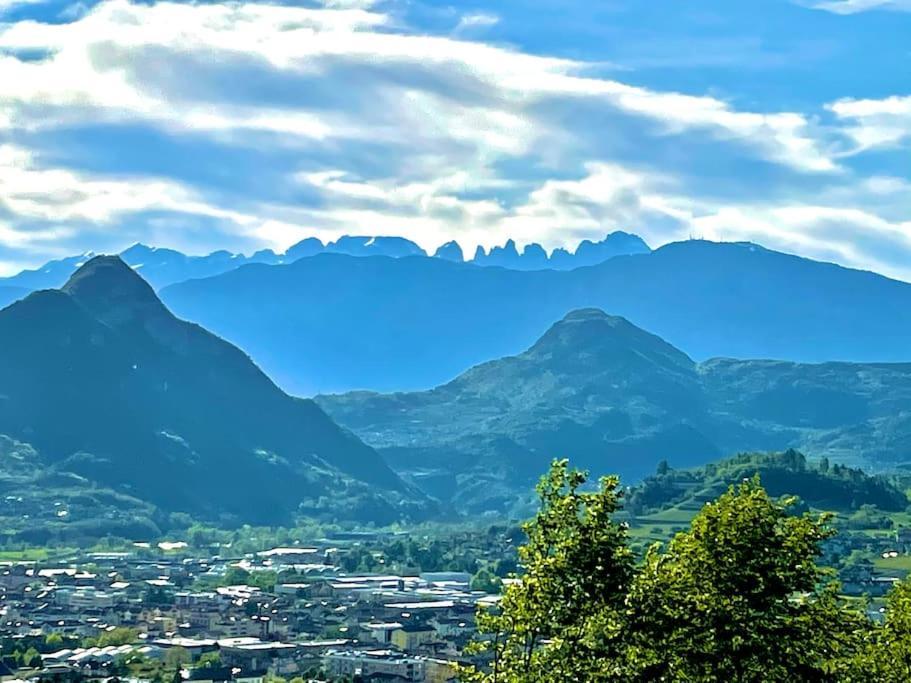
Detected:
left=462, top=460, right=911, bottom=682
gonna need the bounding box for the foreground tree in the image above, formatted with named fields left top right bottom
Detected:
left=461, top=460, right=633, bottom=682
left=463, top=463, right=881, bottom=682
left=842, top=577, right=911, bottom=681
left=623, top=478, right=864, bottom=681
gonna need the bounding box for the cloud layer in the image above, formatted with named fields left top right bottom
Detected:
left=0, top=0, right=908, bottom=279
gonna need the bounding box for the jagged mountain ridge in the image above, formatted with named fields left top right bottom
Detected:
left=470, top=232, right=650, bottom=270
left=162, top=240, right=911, bottom=395
left=0, top=256, right=425, bottom=527
left=0, top=231, right=649, bottom=295
left=316, top=308, right=911, bottom=513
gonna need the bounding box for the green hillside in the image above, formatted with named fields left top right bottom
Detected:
left=0, top=257, right=431, bottom=539
left=319, top=309, right=911, bottom=514
left=626, top=450, right=908, bottom=517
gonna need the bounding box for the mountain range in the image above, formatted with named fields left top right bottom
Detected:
left=0, top=231, right=650, bottom=294
left=3, top=238, right=911, bottom=527
left=316, top=308, right=911, bottom=514
left=456, top=231, right=650, bottom=269
left=0, top=256, right=427, bottom=537
left=161, top=240, right=911, bottom=395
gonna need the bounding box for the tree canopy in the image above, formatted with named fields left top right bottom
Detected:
left=463, top=459, right=910, bottom=682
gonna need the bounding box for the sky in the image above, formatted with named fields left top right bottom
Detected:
left=0, top=0, right=909, bottom=279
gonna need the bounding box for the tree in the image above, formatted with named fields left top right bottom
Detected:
left=96, top=627, right=138, bottom=647
left=470, top=568, right=502, bottom=594
left=197, top=651, right=221, bottom=669
left=461, top=460, right=633, bottom=682
left=164, top=647, right=191, bottom=671
left=843, top=577, right=911, bottom=681
left=622, top=478, right=863, bottom=681
left=223, top=566, right=251, bottom=586
left=22, top=647, right=41, bottom=669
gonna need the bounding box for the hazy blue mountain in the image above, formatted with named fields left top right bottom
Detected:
left=469, top=231, right=650, bottom=270
left=162, top=240, right=911, bottom=395
left=552, top=231, right=651, bottom=269
left=0, top=231, right=650, bottom=297
left=0, top=235, right=426, bottom=294
left=434, top=241, right=465, bottom=262
left=0, top=256, right=426, bottom=527
left=325, top=235, right=427, bottom=258
left=0, top=245, right=282, bottom=291
left=284, top=237, right=325, bottom=261
left=120, top=243, right=281, bottom=289
left=317, top=309, right=911, bottom=513
left=472, top=239, right=546, bottom=269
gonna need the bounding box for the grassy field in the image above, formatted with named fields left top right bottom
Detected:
left=874, top=554, right=911, bottom=575
left=0, top=547, right=75, bottom=562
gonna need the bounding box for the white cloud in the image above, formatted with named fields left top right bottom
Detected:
left=0, top=0, right=842, bottom=174
left=0, top=143, right=253, bottom=227
left=293, top=162, right=686, bottom=254
left=295, top=159, right=911, bottom=283
left=0, top=220, right=72, bottom=249
left=810, top=0, right=911, bottom=13
left=0, top=0, right=387, bottom=139
left=0, top=0, right=906, bottom=280
left=317, top=0, right=379, bottom=7
left=454, top=12, right=499, bottom=34
left=827, top=95, right=911, bottom=152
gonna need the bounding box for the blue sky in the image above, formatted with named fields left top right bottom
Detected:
left=0, top=0, right=909, bottom=278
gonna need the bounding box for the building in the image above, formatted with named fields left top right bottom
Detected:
left=391, top=625, right=435, bottom=652
left=323, top=649, right=425, bottom=681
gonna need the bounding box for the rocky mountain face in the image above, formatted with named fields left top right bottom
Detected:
left=470, top=232, right=650, bottom=270
left=0, top=256, right=427, bottom=527
left=317, top=309, right=911, bottom=513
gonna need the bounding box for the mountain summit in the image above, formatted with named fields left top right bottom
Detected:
left=318, top=306, right=911, bottom=513
left=319, top=308, right=717, bottom=510
left=525, top=308, right=694, bottom=374
left=63, top=255, right=166, bottom=328
left=0, top=256, right=423, bottom=527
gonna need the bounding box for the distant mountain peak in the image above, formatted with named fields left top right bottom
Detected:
left=121, top=242, right=153, bottom=255
left=560, top=307, right=614, bottom=322
left=62, top=254, right=166, bottom=328
left=470, top=231, right=651, bottom=270
left=528, top=307, right=695, bottom=373
left=433, top=241, right=464, bottom=262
